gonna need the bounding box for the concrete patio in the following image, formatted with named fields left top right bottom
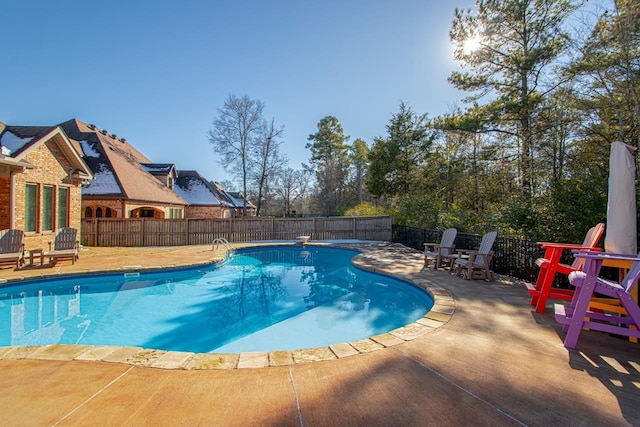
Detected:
left=0, top=242, right=639, bottom=426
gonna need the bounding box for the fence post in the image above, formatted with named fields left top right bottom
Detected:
left=271, top=217, right=275, bottom=240
left=185, top=218, right=189, bottom=246
left=352, top=217, right=356, bottom=239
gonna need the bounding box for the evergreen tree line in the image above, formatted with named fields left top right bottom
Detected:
left=210, top=0, right=639, bottom=243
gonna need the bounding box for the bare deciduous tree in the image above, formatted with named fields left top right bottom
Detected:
left=209, top=94, right=264, bottom=215
left=250, top=118, right=285, bottom=216
left=274, top=167, right=310, bottom=217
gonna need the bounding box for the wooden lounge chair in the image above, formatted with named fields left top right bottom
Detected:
left=526, top=223, right=605, bottom=313
left=452, top=231, right=497, bottom=281
left=0, top=229, right=25, bottom=269
left=424, top=228, right=457, bottom=269
left=45, top=227, right=79, bottom=265
left=555, top=250, right=640, bottom=348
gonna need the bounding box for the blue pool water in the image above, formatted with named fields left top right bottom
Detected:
left=0, top=246, right=434, bottom=353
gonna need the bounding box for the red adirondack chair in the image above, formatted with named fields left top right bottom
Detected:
left=526, top=223, right=605, bottom=313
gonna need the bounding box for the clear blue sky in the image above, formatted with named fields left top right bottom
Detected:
left=1, top=0, right=475, bottom=186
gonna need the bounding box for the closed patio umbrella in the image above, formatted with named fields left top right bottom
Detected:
left=604, top=141, right=637, bottom=254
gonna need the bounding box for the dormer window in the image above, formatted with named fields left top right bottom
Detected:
left=168, top=176, right=174, bottom=190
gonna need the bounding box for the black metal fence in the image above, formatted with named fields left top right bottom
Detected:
left=392, top=225, right=557, bottom=285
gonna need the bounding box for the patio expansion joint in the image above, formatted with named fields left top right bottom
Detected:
left=392, top=347, right=528, bottom=427
left=288, top=364, right=306, bottom=427
left=52, top=365, right=135, bottom=426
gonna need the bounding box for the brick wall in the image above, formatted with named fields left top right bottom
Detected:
left=0, top=176, right=10, bottom=229
left=81, top=200, right=229, bottom=220
left=125, top=202, right=186, bottom=219
left=185, top=205, right=224, bottom=218
left=11, top=140, right=84, bottom=251
left=82, top=200, right=122, bottom=218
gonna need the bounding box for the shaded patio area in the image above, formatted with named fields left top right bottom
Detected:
left=0, top=242, right=639, bottom=426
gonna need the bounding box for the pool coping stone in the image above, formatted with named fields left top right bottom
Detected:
left=0, top=242, right=456, bottom=369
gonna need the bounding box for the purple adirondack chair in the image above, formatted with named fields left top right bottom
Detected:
left=554, top=250, right=640, bottom=349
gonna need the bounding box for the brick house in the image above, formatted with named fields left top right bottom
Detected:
left=4, top=117, right=257, bottom=230
left=0, top=123, right=93, bottom=250
left=59, top=119, right=187, bottom=219
left=174, top=170, right=235, bottom=218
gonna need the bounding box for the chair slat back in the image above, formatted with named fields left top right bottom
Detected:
left=54, top=228, right=77, bottom=250
left=570, top=223, right=605, bottom=270
left=471, top=231, right=496, bottom=267
left=478, top=231, right=497, bottom=255
left=0, top=229, right=24, bottom=254
left=440, top=228, right=457, bottom=256
left=583, top=223, right=606, bottom=247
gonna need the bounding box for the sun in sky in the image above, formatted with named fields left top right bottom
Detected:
left=462, top=33, right=483, bottom=55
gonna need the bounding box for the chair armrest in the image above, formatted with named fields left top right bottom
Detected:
left=572, top=251, right=640, bottom=262
left=538, top=242, right=599, bottom=250
left=468, top=251, right=493, bottom=265
left=424, top=243, right=441, bottom=252
left=571, top=251, right=640, bottom=279
left=457, top=249, right=477, bottom=255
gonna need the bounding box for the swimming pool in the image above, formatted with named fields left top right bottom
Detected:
left=0, top=246, right=434, bottom=353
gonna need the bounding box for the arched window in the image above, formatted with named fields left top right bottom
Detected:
left=96, top=207, right=103, bottom=218
left=105, top=207, right=113, bottom=218
left=85, top=207, right=93, bottom=218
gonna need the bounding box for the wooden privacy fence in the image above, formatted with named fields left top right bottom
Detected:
left=81, top=216, right=393, bottom=247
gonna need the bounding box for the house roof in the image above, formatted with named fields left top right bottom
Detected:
left=58, top=119, right=187, bottom=206
left=227, top=191, right=257, bottom=209
left=211, top=181, right=237, bottom=206
left=0, top=123, right=93, bottom=180
left=140, top=163, right=177, bottom=176
left=0, top=125, right=54, bottom=157
left=209, top=183, right=256, bottom=209
left=174, top=170, right=233, bottom=206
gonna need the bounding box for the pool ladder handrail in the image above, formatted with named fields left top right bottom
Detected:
left=212, top=237, right=232, bottom=254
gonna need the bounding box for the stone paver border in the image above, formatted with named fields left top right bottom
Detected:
left=0, top=242, right=454, bottom=369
